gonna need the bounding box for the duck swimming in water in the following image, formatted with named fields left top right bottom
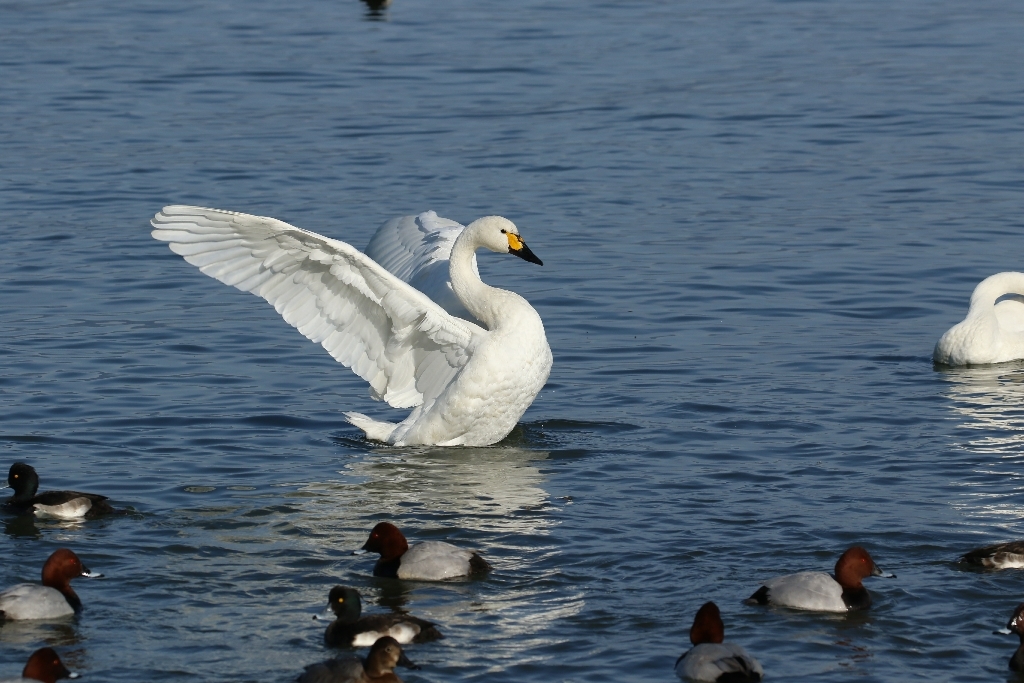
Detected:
left=746, top=546, right=894, bottom=612
left=675, top=602, right=762, bottom=682
left=0, top=647, right=78, bottom=683
left=315, top=586, right=442, bottom=647
left=356, top=522, right=490, bottom=581
left=297, top=636, right=418, bottom=683
left=3, top=463, right=115, bottom=519
left=0, top=549, right=102, bottom=620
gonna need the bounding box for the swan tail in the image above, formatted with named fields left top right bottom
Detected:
left=344, top=412, right=397, bottom=443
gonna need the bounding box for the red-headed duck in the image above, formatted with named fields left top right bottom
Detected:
left=746, top=546, right=894, bottom=612
left=997, top=602, right=1024, bottom=671
left=962, top=540, right=1024, bottom=569
left=675, top=602, right=762, bottom=682
left=0, top=549, right=102, bottom=620
left=297, top=636, right=418, bottom=683
left=4, top=463, right=115, bottom=519
left=315, top=586, right=443, bottom=647
left=355, top=522, right=490, bottom=581
left=0, top=647, right=78, bottom=683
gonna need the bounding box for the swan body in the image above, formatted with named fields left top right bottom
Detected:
left=934, top=273, right=1024, bottom=366
left=151, top=207, right=551, bottom=447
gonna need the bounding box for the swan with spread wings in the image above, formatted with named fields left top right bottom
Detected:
left=151, top=207, right=551, bottom=447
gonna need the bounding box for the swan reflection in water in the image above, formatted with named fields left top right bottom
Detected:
left=940, top=364, right=1024, bottom=455
left=938, top=364, right=1024, bottom=525
left=294, top=444, right=583, bottom=650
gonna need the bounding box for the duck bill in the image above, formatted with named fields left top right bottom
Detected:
left=996, top=627, right=1014, bottom=635
left=352, top=548, right=368, bottom=556
left=397, top=651, right=420, bottom=670
left=313, top=605, right=334, bottom=621
left=67, top=673, right=79, bottom=680
left=870, top=563, right=895, bottom=579
left=509, top=240, right=543, bottom=266
left=81, top=565, right=103, bottom=578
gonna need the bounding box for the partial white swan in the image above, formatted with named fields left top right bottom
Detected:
left=934, top=273, right=1024, bottom=366
left=151, top=207, right=551, bottom=446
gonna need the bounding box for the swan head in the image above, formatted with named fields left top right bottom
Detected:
left=467, top=216, right=543, bottom=266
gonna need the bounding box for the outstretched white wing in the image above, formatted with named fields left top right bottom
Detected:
left=151, top=206, right=485, bottom=409
left=364, top=211, right=481, bottom=324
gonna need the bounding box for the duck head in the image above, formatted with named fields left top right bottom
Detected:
left=7, top=462, right=40, bottom=500
left=315, top=586, right=362, bottom=623
left=364, top=636, right=419, bottom=677
left=689, top=601, right=725, bottom=646
left=360, top=522, right=410, bottom=562
left=21, top=647, right=77, bottom=683
left=834, top=546, right=892, bottom=589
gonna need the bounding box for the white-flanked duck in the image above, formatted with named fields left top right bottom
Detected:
left=0, top=549, right=102, bottom=620
left=356, top=522, right=490, bottom=581
left=151, top=207, right=552, bottom=447
left=934, top=272, right=1024, bottom=365
left=0, top=647, right=78, bottom=683
left=297, top=636, right=418, bottom=683
left=961, top=540, right=1024, bottom=569
left=746, top=546, right=894, bottom=612
left=315, top=586, right=442, bottom=647
left=3, top=463, right=115, bottom=519
left=675, top=602, right=762, bottom=682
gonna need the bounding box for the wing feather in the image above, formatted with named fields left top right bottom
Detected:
left=364, top=211, right=482, bottom=324
left=151, top=205, right=485, bottom=409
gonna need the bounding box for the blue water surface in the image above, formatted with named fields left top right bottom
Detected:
left=3, top=0, right=1024, bottom=681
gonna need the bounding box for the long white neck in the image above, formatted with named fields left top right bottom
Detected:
left=449, top=230, right=507, bottom=330
left=969, top=272, right=1024, bottom=313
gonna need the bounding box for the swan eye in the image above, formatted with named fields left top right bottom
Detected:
left=500, top=229, right=506, bottom=234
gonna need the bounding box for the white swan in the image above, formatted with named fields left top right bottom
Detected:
left=934, top=272, right=1024, bottom=366
left=151, top=207, right=551, bottom=446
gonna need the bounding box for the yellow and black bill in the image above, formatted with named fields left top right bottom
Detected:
left=507, top=232, right=543, bottom=265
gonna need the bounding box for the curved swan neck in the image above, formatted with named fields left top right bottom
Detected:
left=970, top=272, right=1024, bottom=312
left=450, top=229, right=505, bottom=330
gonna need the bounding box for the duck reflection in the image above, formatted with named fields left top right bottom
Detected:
left=0, top=619, right=80, bottom=648
left=4, top=514, right=42, bottom=539
left=3, top=514, right=89, bottom=540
